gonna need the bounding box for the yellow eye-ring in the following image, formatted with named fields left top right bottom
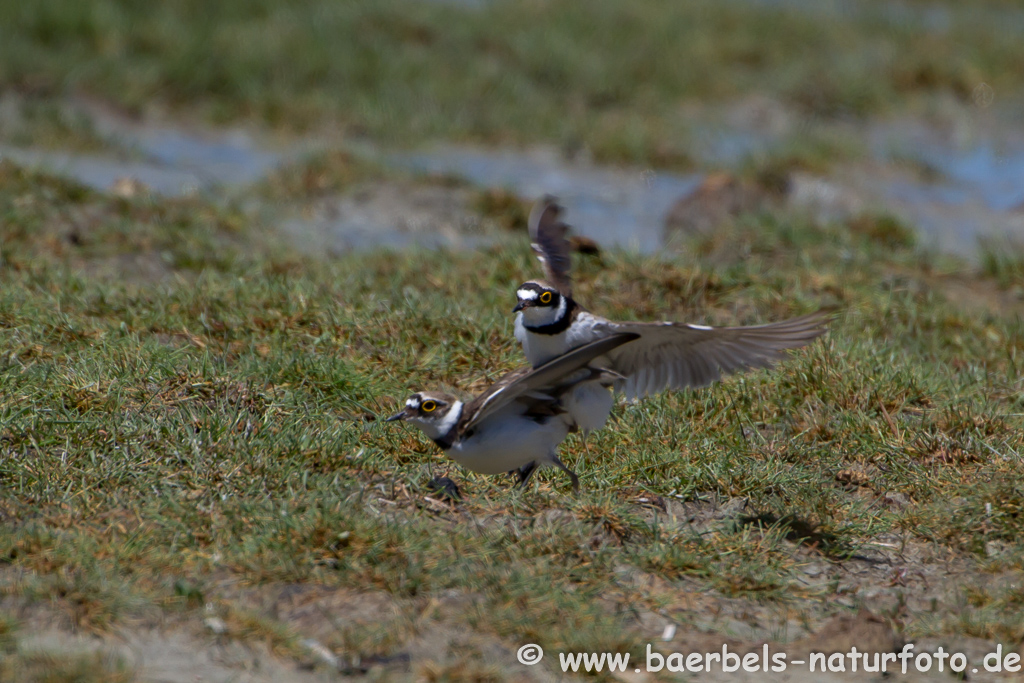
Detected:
left=421, top=400, right=437, bottom=412
left=540, top=291, right=553, bottom=304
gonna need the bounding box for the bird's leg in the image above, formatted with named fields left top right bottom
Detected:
left=515, top=461, right=539, bottom=489
left=549, top=454, right=580, bottom=493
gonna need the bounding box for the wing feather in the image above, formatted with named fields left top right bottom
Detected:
left=528, top=195, right=574, bottom=297
left=598, top=310, right=832, bottom=399
left=463, top=332, right=640, bottom=429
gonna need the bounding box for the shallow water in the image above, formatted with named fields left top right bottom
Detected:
left=871, top=121, right=1024, bottom=212
left=395, top=147, right=703, bottom=252
left=0, top=146, right=206, bottom=197
left=861, top=175, right=1020, bottom=255
left=120, top=128, right=285, bottom=188
left=897, top=142, right=1024, bottom=213
left=3, top=101, right=1024, bottom=257
left=1, top=104, right=291, bottom=196
left=858, top=122, right=1024, bottom=253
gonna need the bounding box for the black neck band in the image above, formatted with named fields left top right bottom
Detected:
left=432, top=409, right=461, bottom=450
left=524, top=298, right=576, bottom=336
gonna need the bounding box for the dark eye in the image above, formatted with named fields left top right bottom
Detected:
left=540, top=291, right=553, bottom=304
left=421, top=401, right=437, bottom=412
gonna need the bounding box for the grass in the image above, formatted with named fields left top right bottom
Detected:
left=254, top=149, right=388, bottom=203
left=980, top=239, right=1024, bottom=289
left=0, top=649, right=134, bottom=683
left=1, top=157, right=1023, bottom=674
left=0, top=97, right=109, bottom=152
left=2, top=0, right=1023, bottom=165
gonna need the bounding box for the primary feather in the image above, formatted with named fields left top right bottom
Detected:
left=528, top=195, right=574, bottom=297
left=594, top=310, right=831, bottom=399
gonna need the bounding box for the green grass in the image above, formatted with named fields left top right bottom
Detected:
left=980, top=239, right=1024, bottom=289
left=0, top=98, right=109, bottom=152
left=1, top=159, right=1024, bottom=672
left=2, top=0, right=1023, bottom=165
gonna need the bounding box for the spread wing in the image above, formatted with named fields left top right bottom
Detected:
left=528, top=195, right=573, bottom=297
left=463, top=332, right=639, bottom=430
left=596, top=310, right=832, bottom=399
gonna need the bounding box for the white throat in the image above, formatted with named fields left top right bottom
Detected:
left=521, top=295, right=567, bottom=328
left=414, top=401, right=464, bottom=443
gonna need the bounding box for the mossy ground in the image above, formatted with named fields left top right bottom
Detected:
left=2, top=0, right=1024, bottom=677
left=1, top=158, right=1022, bottom=679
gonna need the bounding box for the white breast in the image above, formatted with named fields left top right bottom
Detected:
left=564, top=381, right=615, bottom=433
left=515, top=311, right=607, bottom=367
left=448, top=406, right=570, bottom=475
left=515, top=313, right=568, bottom=366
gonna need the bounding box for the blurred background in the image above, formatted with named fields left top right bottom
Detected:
left=2, top=0, right=1023, bottom=261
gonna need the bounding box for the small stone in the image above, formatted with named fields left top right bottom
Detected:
left=881, top=491, right=911, bottom=509
left=302, top=639, right=341, bottom=670
left=802, top=563, right=826, bottom=577
left=111, top=176, right=148, bottom=198
left=985, top=540, right=1007, bottom=558
left=204, top=616, right=228, bottom=635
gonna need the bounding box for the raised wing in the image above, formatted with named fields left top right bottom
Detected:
left=528, top=195, right=574, bottom=297
left=598, top=310, right=832, bottom=399
left=464, top=332, right=639, bottom=430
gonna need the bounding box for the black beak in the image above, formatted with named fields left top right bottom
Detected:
left=385, top=409, right=407, bottom=422
left=513, top=301, right=527, bottom=313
